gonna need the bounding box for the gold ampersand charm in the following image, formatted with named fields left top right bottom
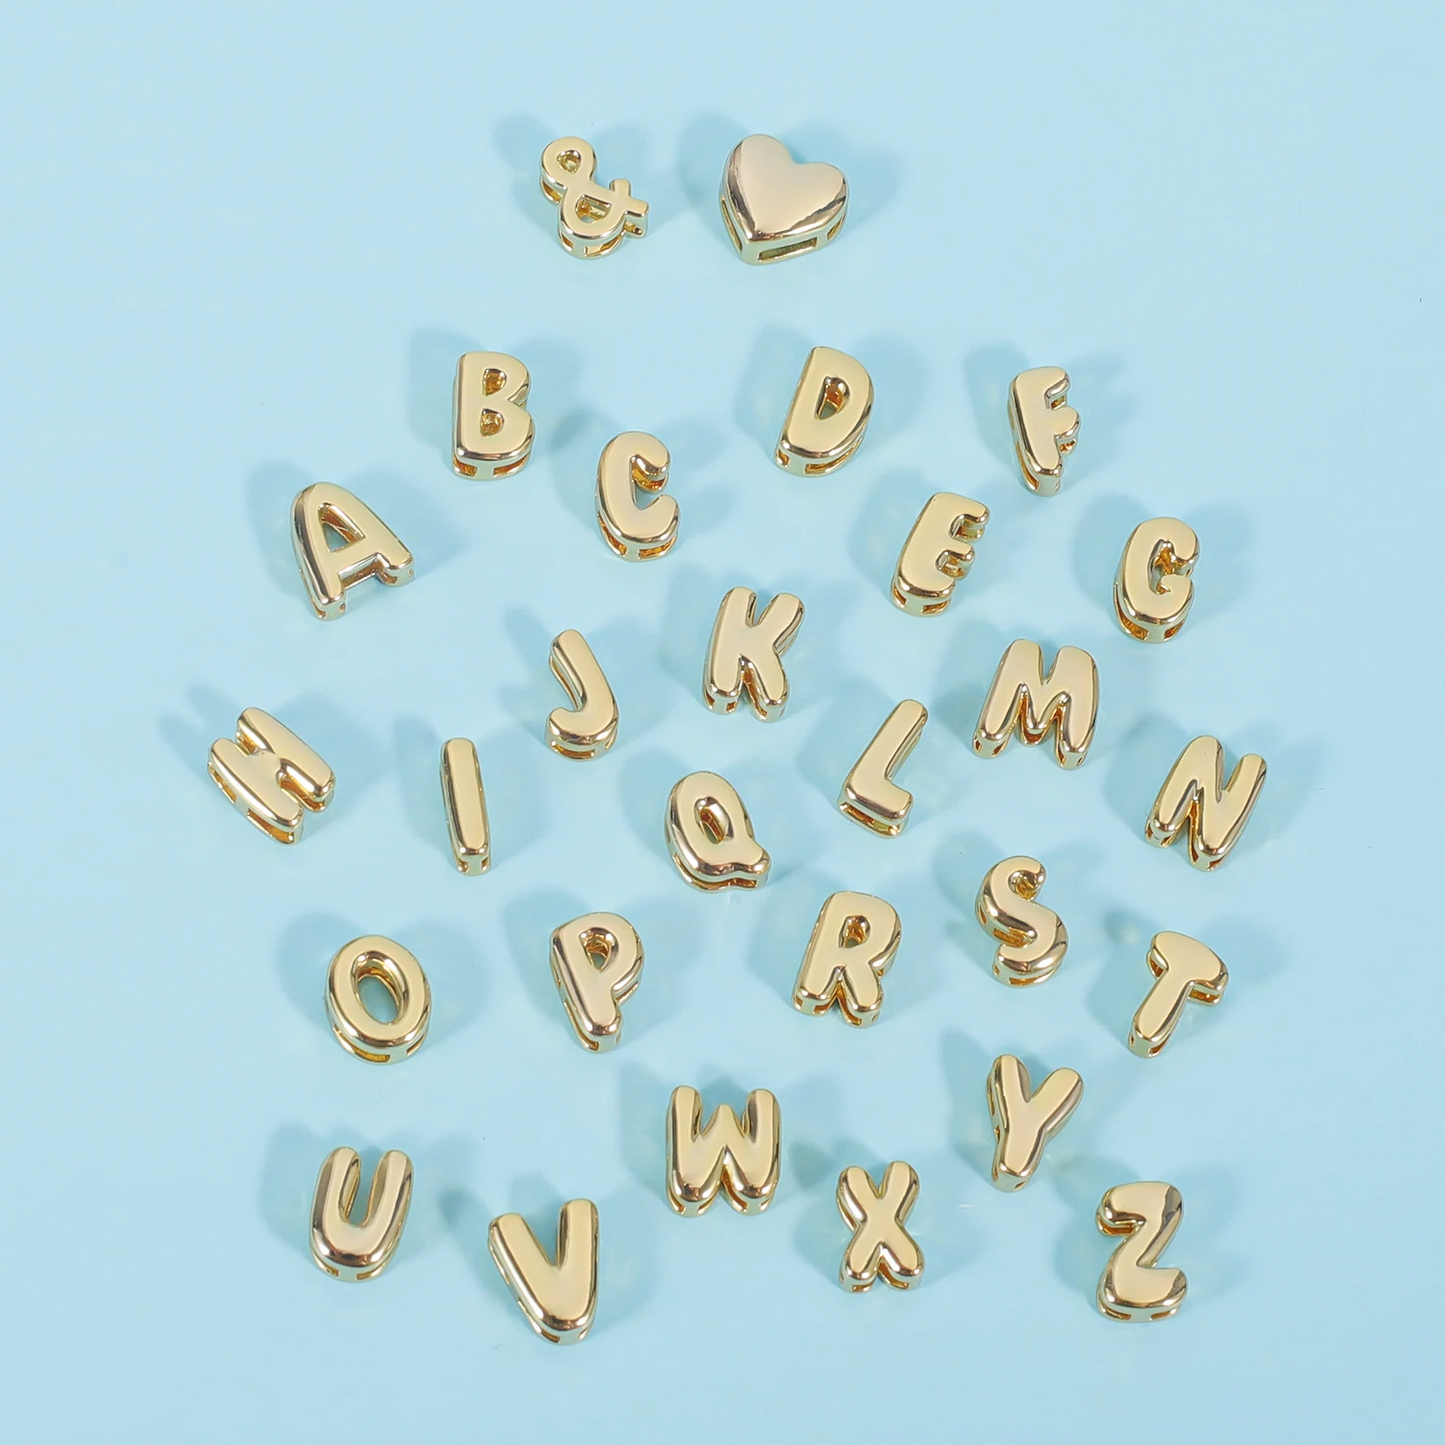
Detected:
left=539, top=137, right=648, bottom=258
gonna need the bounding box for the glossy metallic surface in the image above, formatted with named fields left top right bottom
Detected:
left=1114, top=517, right=1198, bottom=642
left=1129, top=931, right=1228, bottom=1058
left=838, top=699, right=927, bottom=836
left=539, top=137, right=647, bottom=258
left=290, top=482, right=413, bottom=620
left=452, top=351, right=534, bottom=479
left=550, top=912, right=643, bottom=1053
left=666, top=1086, right=781, bottom=1216
left=975, top=855, right=1068, bottom=986
left=775, top=346, right=873, bottom=475
left=892, top=492, right=989, bottom=615
left=439, top=738, right=489, bottom=875
left=1096, top=1182, right=1187, bottom=1321
left=1008, top=365, right=1078, bottom=494
left=1145, top=734, right=1267, bottom=870
left=703, top=587, right=804, bottom=721
left=836, top=1162, right=923, bottom=1292
left=793, top=891, right=901, bottom=1027
left=595, top=431, right=676, bottom=560
left=719, top=134, right=847, bottom=264
left=325, top=935, right=431, bottom=1063
left=665, top=771, right=770, bottom=890
left=310, top=1147, right=412, bottom=1282
left=986, top=1054, right=1083, bottom=1191
left=488, top=1199, right=598, bottom=1345
left=547, top=629, right=618, bottom=759
left=208, top=707, right=334, bottom=844
left=973, top=639, right=1098, bottom=768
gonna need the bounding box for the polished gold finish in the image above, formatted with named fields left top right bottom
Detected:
left=975, top=856, right=1068, bottom=986
left=290, top=482, right=413, bottom=620
left=1008, top=366, right=1078, bottom=495
left=325, top=935, right=431, bottom=1063
left=986, top=1055, right=1083, bottom=1191
left=892, top=493, right=990, bottom=616
left=703, top=587, right=804, bottom=721
left=488, top=1199, right=598, bottom=1345
left=547, top=630, right=618, bottom=760
left=1115, top=518, right=1198, bottom=642
left=793, top=891, right=901, bottom=1028
left=665, top=771, right=770, bottom=890
left=595, top=431, right=676, bottom=560
left=310, top=1147, right=412, bottom=1281
left=1129, top=931, right=1227, bottom=1058
left=550, top=912, right=643, bottom=1053
left=719, top=134, right=847, bottom=265
left=974, top=640, right=1098, bottom=768
left=666, top=1086, right=781, bottom=1215
left=1145, top=735, right=1267, bottom=870
left=837, top=1162, right=923, bottom=1292
left=775, top=347, right=873, bottom=475
left=440, top=738, right=489, bottom=875
left=539, top=137, right=647, bottom=258
left=838, top=700, right=927, bottom=837
left=208, top=707, right=334, bottom=844
left=1096, top=1182, right=1187, bottom=1321
left=452, top=351, right=534, bottom=479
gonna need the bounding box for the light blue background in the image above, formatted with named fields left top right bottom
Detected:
left=3, top=1, right=1439, bottom=1438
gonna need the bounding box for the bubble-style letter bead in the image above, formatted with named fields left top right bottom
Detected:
left=596, top=431, right=676, bottom=561
left=986, top=1054, right=1083, bottom=1191
left=1128, top=931, right=1227, bottom=1058
left=310, top=1146, right=412, bottom=1282
left=665, top=771, right=770, bottom=891
left=892, top=493, right=990, bottom=616
left=775, top=346, right=873, bottom=475
left=325, top=935, right=431, bottom=1064
left=1145, top=735, right=1266, bottom=870
left=488, top=1199, right=598, bottom=1345
left=439, top=738, right=489, bottom=875
left=793, top=891, right=901, bottom=1028
left=547, top=630, right=618, bottom=760
left=837, top=1162, right=923, bottom=1292
left=719, top=133, right=847, bottom=265
left=975, top=856, right=1068, bottom=986
left=1115, top=517, right=1198, bottom=642
left=1008, top=366, right=1079, bottom=495
left=974, top=639, right=1098, bottom=768
left=838, top=699, right=927, bottom=837
left=290, top=483, right=413, bottom=620
left=703, top=587, right=804, bottom=721
left=1096, top=1182, right=1187, bottom=1321
left=208, top=707, right=334, bottom=845
left=550, top=912, right=644, bottom=1053
left=666, top=1086, right=781, bottom=1216
left=539, top=136, right=648, bottom=258
left=452, top=351, right=534, bottom=480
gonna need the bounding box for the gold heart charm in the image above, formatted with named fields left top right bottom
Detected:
left=719, top=134, right=848, bottom=264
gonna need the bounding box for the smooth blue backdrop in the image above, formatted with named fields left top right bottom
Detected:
left=3, top=2, right=1439, bottom=1438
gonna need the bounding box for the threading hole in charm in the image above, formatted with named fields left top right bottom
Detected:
left=757, top=237, right=817, bottom=262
